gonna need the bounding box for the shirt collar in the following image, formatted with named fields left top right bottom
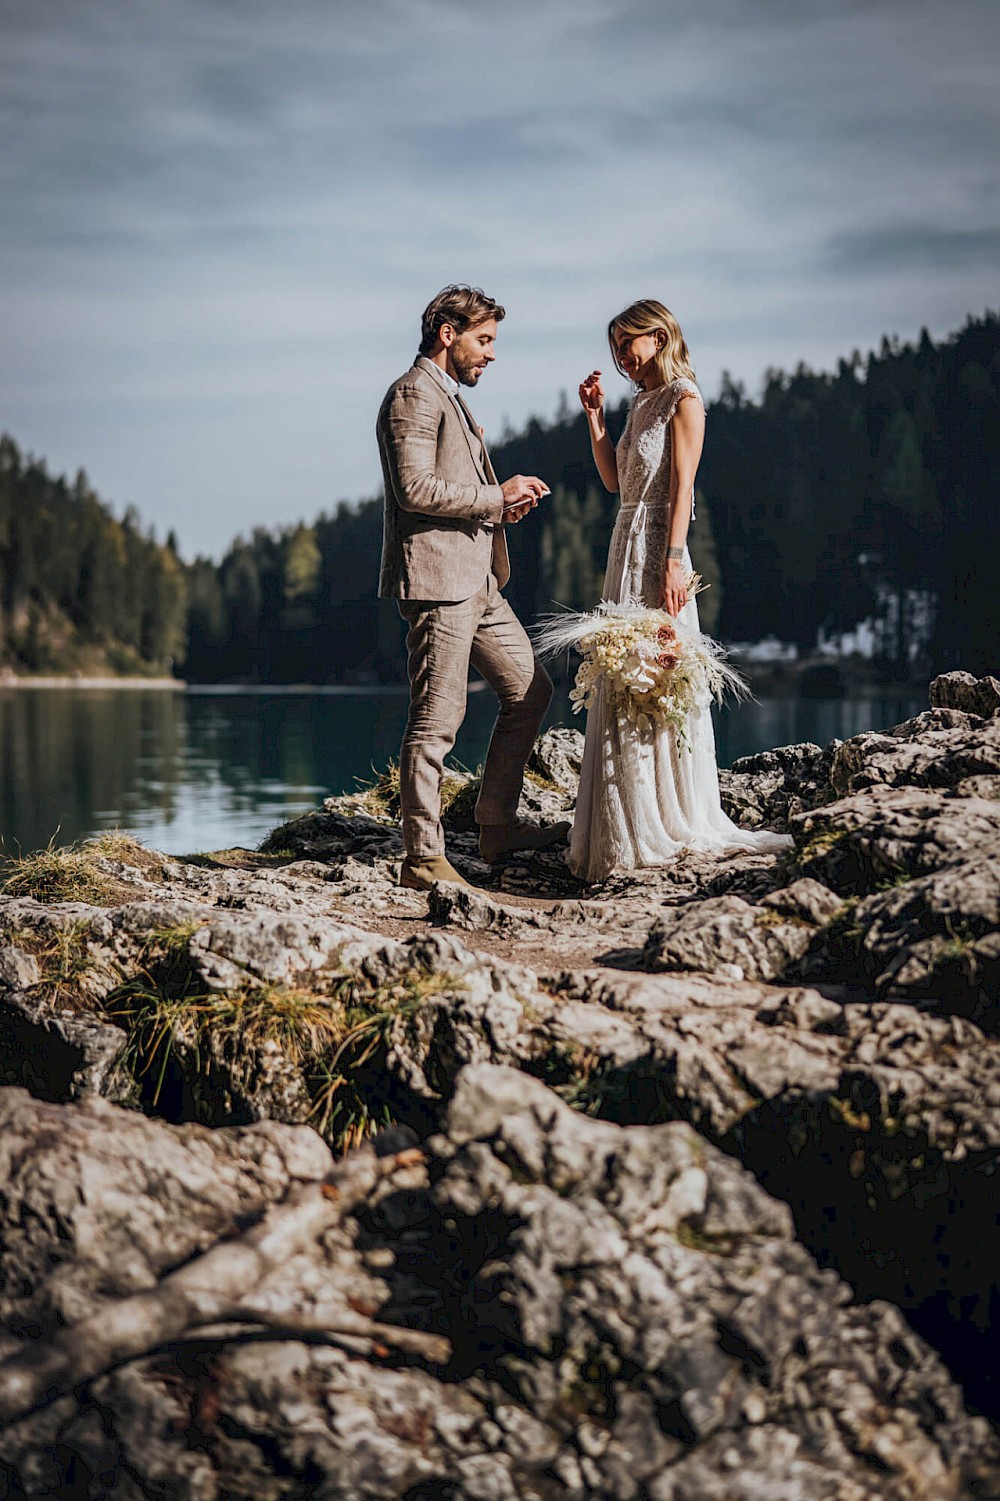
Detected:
left=429, top=362, right=460, bottom=399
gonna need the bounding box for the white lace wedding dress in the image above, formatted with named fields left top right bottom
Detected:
left=568, top=377, right=792, bottom=882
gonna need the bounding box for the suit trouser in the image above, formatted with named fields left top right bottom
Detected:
left=397, top=574, right=553, bottom=861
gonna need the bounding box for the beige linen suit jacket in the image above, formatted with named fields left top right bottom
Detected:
left=377, top=355, right=510, bottom=602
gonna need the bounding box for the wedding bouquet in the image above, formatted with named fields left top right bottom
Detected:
left=533, top=582, right=748, bottom=745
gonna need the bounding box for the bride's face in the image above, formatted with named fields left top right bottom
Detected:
left=613, top=328, right=662, bottom=388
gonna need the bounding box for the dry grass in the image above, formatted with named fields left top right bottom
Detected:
left=352, top=759, right=475, bottom=824
left=524, top=767, right=567, bottom=796
left=353, top=759, right=403, bottom=820
left=89, top=831, right=165, bottom=879
left=9, top=919, right=117, bottom=1010
left=108, top=978, right=345, bottom=1114
left=1, top=828, right=165, bottom=906
left=104, top=926, right=461, bottom=1151
left=1, top=837, right=137, bottom=906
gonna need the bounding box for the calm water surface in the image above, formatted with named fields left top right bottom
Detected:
left=0, top=685, right=925, bottom=859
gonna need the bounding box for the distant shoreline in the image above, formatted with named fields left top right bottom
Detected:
left=0, top=670, right=933, bottom=700
left=0, top=676, right=185, bottom=690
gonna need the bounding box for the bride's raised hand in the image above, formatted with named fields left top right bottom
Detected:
left=578, top=371, right=604, bottom=414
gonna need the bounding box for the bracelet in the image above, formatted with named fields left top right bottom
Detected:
left=666, top=547, right=684, bottom=561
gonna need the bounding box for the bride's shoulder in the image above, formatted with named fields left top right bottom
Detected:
left=663, top=376, right=704, bottom=421
left=670, top=375, right=703, bottom=403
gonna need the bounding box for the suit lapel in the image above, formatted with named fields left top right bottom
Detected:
left=413, top=356, right=489, bottom=482
left=480, top=435, right=499, bottom=486
left=453, top=391, right=495, bottom=481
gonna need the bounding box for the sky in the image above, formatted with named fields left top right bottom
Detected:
left=2, top=0, right=998, bottom=559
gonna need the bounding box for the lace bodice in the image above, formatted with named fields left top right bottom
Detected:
left=605, top=377, right=704, bottom=609
left=616, top=376, right=703, bottom=514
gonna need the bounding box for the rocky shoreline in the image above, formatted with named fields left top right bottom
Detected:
left=1, top=671, right=998, bottom=1498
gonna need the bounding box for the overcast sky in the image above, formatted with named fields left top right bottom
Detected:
left=2, top=0, right=997, bottom=558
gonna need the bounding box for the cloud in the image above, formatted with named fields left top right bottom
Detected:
left=0, top=0, right=997, bottom=555
left=827, top=222, right=1000, bottom=276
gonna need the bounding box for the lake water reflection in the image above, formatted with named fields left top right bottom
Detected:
left=0, top=685, right=925, bottom=859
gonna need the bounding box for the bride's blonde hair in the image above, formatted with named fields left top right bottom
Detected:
left=608, top=299, right=696, bottom=386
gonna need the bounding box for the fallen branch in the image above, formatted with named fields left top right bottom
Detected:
left=182, top=1308, right=451, bottom=1365
left=0, top=1148, right=429, bottom=1427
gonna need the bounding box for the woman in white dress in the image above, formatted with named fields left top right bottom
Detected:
left=569, top=298, right=791, bottom=882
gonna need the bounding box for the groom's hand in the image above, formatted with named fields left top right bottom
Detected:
left=501, top=475, right=549, bottom=507
left=502, top=501, right=533, bottom=523
left=501, top=474, right=549, bottom=524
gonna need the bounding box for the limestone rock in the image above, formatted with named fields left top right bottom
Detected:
left=525, top=724, right=585, bottom=792
left=951, top=772, right=1000, bottom=799
left=791, top=785, right=1000, bottom=892
left=260, top=803, right=404, bottom=861
left=0, top=946, right=40, bottom=989
left=930, top=669, right=1000, bottom=718
left=854, top=854, right=1000, bottom=1015
left=830, top=710, right=1000, bottom=797
left=431, top=1066, right=998, bottom=1498
left=427, top=882, right=543, bottom=934
left=0, top=1086, right=332, bottom=1336
left=639, top=876, right=853, bottom=985
left=786, top=776, right=1000, bottom=1014
left=0, top=982, right=135, bottom=1105
left=759, top=876, right=845, bottom=925
left=0, top=1069, right=995, bottom=1499
left=4, top=668, right=1000, bottom=1475
left=719, top=739, right=840, bottom=831
left=640, top=893, right=819, bottom=982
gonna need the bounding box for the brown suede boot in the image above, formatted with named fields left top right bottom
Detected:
left=478, top=820, right=572, bottom=864
left=399, top=854, right=471, bottom=891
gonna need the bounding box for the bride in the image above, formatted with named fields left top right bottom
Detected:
left=569, top=298, right=791, bottom=882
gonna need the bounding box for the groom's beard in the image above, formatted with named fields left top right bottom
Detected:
left=451, top=348, right=488, bottom=387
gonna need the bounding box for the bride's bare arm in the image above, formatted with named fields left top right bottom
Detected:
left=663, top=393, right=706, bottom=616
left=579, top=371, right=619, bottom=492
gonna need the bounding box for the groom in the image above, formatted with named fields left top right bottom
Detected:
left=377, top=284, right=568, bottom=890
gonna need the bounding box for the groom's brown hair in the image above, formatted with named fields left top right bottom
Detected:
left=419, top=285, right=505, bottom=356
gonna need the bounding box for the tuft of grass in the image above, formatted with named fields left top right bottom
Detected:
left=108, top=977, right=348, bottom=1115
left=10, top=918, right=116, bottom=1009
left=352, top=759, right=403, bottom=821
left=88, top=831, right=165, bottom=880
left=296, top=962, right=460, bottom=1147
left=935, top=914, right=983, bottom=974
left=439, top=769, right=482, bottom=829
left=103, top=933, right=462, bottom=1152
left=673, top=1222, right=739, bottom=1257
left=875, top=869, right=913, bottom=891
left=352, top=758, right=475, bottom=824
left=524, top=768, right=566, bottom=797
left=1, top=838, right=133, bottom=907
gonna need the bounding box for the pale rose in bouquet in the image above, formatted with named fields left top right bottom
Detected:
left=534, top=577, right=748, bottom=746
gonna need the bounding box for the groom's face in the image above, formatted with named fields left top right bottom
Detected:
left=446, top=318, right=498, bottom=387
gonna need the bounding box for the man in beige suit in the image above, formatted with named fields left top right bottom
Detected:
left=377, top=285, right=568, bottom=890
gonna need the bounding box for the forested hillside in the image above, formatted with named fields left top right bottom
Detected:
left=2, top=313, right=997, bottom=681
left=0, top=438, right=186, bottom=676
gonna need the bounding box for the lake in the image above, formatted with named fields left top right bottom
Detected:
left=0, top=684, right=925, bottom=860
